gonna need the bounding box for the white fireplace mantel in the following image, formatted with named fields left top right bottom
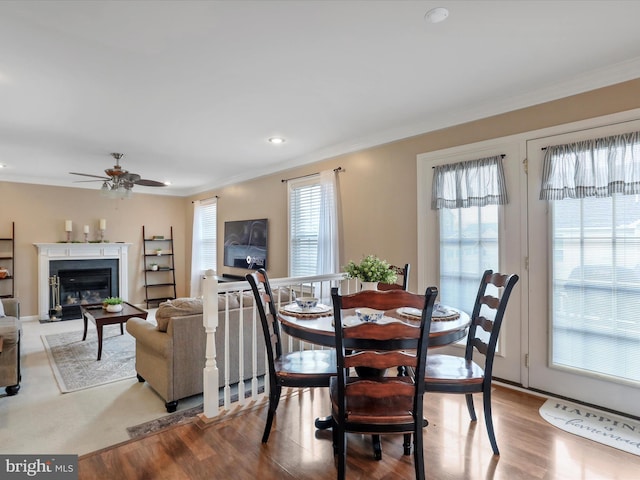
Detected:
left=34, top=242, right=132, bottom=320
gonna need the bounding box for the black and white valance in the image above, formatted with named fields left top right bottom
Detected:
left=539, top=131, right=640, bottom=200
left=431, top=155, right=508, bottom=210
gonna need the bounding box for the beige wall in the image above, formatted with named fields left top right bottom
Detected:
left=3, top=78, right=640, bottom=317
left=0, top=183, right=186, bottom=316
left=189, top=78, right=640, bottom=289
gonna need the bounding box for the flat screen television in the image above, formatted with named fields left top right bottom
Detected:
left=223, top=218, right=268, bottom=270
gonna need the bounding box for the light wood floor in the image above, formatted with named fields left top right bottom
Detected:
left=78, top=385, right=640, bottom=479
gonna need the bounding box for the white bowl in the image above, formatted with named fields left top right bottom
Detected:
left=356, top=308, right=385, bottom=323
left=295, top=297, right=319, bottom=311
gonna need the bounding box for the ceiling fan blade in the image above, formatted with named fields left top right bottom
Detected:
left=70, top=172, right=110, bottom=180
left=73, top=179, right=107, bottom=183
left=121, top=172, right=141, bottom=183
left=135, top=179, right=167, bottom=187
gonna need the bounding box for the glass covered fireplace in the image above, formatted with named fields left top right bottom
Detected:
left=49, top=259, right=119, bottom=320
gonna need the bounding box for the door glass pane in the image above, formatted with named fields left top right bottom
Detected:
left=552, top=195, right=640, bottom=384
left=439, top=204, right=499, bottom=315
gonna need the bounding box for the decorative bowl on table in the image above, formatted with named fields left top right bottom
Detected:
left=356, top=308, right=385, bottom=323
left=295, top=297, right=319, bottom=311
left=0, top=269, right=7, bottom=279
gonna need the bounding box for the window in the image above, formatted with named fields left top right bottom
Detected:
left=541, top=131, right=640, bottom=383
left=432, top=156, right=507, bottom=315
left=288, top=170, right=339, bottom=277
left=190, top=198, right=217, bottom=296
left=289, top=178, right=321, bottom=277
left=552, top=196, right=640, bottom=383
left=439, top=205, right=499, bottom=314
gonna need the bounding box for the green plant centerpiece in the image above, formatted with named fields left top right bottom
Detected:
left=343, top=255, right=397, bottom=285
left=103, top=296, right=124, bottom=311
left=103, top=297, right=123, bottom=305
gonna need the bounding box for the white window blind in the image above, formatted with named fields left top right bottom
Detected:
left=190, top=198, right=217, bottom=296
left=199, top=201, right=217, bottom=272
left=289, top=178, right=321, bottom=277
left=439, top=204, right=500, bottom=315
left=543, top=132, right=640, bottom=384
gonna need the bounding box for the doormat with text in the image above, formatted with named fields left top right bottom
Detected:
left=539, top=398, right=640, bottom=456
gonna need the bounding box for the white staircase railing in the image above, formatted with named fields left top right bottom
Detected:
left=201, top=273, right=359, bottom=419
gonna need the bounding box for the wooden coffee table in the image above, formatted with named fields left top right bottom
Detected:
left=81, top=302, right=148, bottom=360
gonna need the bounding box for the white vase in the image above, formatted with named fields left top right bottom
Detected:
left=360, top=281, right=378, bottom=291
left=106, top=304, right=123, bottom=313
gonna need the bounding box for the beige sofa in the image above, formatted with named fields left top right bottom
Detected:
left=0, top=298, right=21, bottom=396
left=127, top=289, right=287, bottom=412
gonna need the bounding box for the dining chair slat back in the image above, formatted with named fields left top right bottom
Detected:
left=377, top=263, right=410, bottom=291
left=330, top=286, right=438, bottom=480
left=424, top=269, right=519, bottom=455
left=246, top=268, right=336, bottom=443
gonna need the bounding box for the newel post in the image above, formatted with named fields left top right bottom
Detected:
left=202, top=276, right=220, bottom=418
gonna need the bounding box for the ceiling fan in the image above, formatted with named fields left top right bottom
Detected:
left=70, top=153, right=166, bottom=197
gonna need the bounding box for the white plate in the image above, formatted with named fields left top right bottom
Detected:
left=282, top=303, right=332, bottom=314
left=337, top=315, right=397, bottom=327
left=397, top=307, right=422, bottom=318
left=397, top=305, right=457, bottom=318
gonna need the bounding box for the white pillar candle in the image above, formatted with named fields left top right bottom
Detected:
left=99, top=218, right=107, bottom=230
left=65, top=220, right=72, bottom=232
left=84, top=225, right=90, bottom=234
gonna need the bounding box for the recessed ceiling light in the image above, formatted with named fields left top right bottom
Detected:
left=268, top=137, right=285, bottom=144
left=425, top=7, right=449, bottom=24
left=163, top=181, right=171, bottom=186
left=0, top=164, right=6, bottom=168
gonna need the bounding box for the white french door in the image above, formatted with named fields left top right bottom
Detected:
left=417, top=140, right=524, bottom=384
left=527, top=118, right=640, bottom=417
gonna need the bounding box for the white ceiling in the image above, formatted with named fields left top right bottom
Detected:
left=2, top=1, right=640, bottom=196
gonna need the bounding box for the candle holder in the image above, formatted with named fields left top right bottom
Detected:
left=84, top=232, right=89, bottom=243
left=99, top=229, right=105, bottom=243
left=66, top=231, right=71, bottom=243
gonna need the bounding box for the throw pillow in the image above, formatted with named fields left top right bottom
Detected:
left=237, top=291, right=255, bottom=308
left=0, top=300, right=5, bottom=318
left=155, top=297, right=204, bottom=332
left=218, top=293, right=240, bottom=311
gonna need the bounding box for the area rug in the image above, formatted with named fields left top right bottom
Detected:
left=539, top=398, right=640, bottom=456
left=126, top=380, right=268, bottom=438
left=127, top=404, right=204, bottom=438
left=42, top=329, right=136, bottom=393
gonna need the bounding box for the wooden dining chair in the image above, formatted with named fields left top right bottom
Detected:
left=424, top=269, right=519, bottom=455
left=246, top=268, right=336, bottom=443
left=330, top=287, right=438, bottom=480
left=377, top=263, right=412, bottom=377
left=377, top=263, right=410, bottom=291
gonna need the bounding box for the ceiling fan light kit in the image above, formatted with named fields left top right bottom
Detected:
left=70, top=152, right=167, bottom=199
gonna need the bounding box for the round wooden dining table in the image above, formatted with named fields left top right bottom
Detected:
left=277, top=303, right=470, bottom=430
left=278, top=304, right=470, bottom=348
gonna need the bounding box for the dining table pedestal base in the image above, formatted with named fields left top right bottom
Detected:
left=314, top=415, right=332, bottom=430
